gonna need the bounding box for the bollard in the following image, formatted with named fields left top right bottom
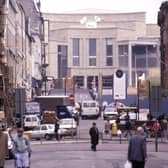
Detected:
left=155, top=132, right=158, bottom=152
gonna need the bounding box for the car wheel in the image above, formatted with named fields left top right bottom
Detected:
left=45, top=134, right=50, bottom=140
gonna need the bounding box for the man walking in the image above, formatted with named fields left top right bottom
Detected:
left=128, top=127, right=147, bottom=168
left=124, top=119, right=132, bottom=138
left=89, top=122, right=99, bottom=151
left=13, top=128, right=31, bottom=168
left=0, top=124, right=8, bottom=168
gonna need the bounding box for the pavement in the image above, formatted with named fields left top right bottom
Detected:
left=6, top=141, right=168, bottom=168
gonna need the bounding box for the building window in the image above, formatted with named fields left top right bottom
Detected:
left=58, top=45, right=68, bottom=78
left=102, top=75, right=113, bottom=89
left=106, top=39, right=113, bottom=66
left=118, top=45, right=128, bottom=67
left=87, top=76, right=98, bottom=89
left=89, top=38, right=96, bottom=66
left=72, top=38, right=80, bottom=66
left=74, top=76, right=84, bottom=87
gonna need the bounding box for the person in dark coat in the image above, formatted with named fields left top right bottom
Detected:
left=55, top=122, right=59, bottom=140
left=128, top=127, right=147, bottom=168
left=89, top=122, right=99, bottom=151
left=124, top=119, right=132, bottom=137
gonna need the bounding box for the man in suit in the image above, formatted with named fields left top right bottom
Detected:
left=128, top=126, right=147, bottom=168
left=89, top=122, right=99, bottom=151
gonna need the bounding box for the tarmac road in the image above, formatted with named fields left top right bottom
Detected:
left=6, top=142, right=168, bottom=168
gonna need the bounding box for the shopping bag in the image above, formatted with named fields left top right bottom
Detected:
left=124, top=160, right=132, bottom=168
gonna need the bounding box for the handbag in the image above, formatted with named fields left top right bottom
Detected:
left=124, top=160, right=132, bottom=168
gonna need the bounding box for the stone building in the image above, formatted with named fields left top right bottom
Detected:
left=17, top=0, right=44, bottom=97
left=43, top=10, right=160, bottom=92
left=0, top=0, right=44, bottom=124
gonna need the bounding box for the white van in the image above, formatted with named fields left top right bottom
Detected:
left=81, top=100, right=99, bottom=119
left=24, top=115, right=40, bottom=130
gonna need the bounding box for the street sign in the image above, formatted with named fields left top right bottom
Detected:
left=25, top=102, right=40, bottom=114
left=113, top=70, right=126, bottom=100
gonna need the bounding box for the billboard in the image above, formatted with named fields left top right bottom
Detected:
left=113, top=70, right=126, bottom=100
left=25, top=102, right=40, bottom=114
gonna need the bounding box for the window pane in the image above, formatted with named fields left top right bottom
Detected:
left=106, top=45, right=113, bottom=56
left=118, top=45, right=128, bottom=67
left=89, top=39, right=96, bottom=56
left=89, top=57, right=96, bottom=66
left=73, top=38, right=80, bottom=56
left=106, top=39, right=113, bottom=66
left=73, top=57, right=80, bottom=66
left=102, top=75, right=113, bottom=89
left=148, top=58, right=157, bottom=67
left=74, top=76, right=84, bottom=87
left=106, top=57, right=113, bottom=66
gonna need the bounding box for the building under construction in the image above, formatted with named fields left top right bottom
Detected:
left=158, top=1, right=168, bottom=90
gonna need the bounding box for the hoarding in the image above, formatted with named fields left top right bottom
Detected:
left=113, top=70, right=126, bottom=100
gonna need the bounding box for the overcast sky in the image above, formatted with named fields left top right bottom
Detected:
left=40, top=0, right=164, bottom=23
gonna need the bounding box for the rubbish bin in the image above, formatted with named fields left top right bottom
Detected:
left=112, top=123, right=118, bottom=135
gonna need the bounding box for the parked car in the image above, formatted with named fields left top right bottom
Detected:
left=67, top=106, right=80, bottom=125
left=58, top=118, right=77, bottom=137
left=25, top=124, right=55, bottom=140
left=103, top=106, right=118, bottom=120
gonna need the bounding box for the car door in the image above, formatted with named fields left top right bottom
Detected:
left=31, top=126, right=40, bottom=139
left=40, top=125, right=48, bottom=138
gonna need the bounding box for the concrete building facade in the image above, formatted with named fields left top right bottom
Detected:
left=43, top=10, right=160, bottom=91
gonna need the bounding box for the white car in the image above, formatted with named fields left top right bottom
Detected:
left=25, top=124, right=55, bottom=140
left=119, top=112, right=136, bottom=120
left=103, top=106, right=118, bottom=120
left=58, top=118, right=77, bottom=137
left=24, top=115, right=40, bottom=130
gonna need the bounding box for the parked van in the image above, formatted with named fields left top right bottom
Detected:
left=24, top=115, right=40, bottom=130
left=81, top=100, right=99, bottom=119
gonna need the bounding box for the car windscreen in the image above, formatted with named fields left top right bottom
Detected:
left=105, top=107, right=116, bottom=112
left=60, top=120, right=73, bottom=125
left=83, top=102, right=96, bottom=108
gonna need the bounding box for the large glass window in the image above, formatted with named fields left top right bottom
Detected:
left=118, top=45, right=128, bottom=67
left=106, top=39, right=113, bottom=66
left=74, top=76, right=84, bottom=88
left=87, top=76, right=98, bottom=89
left=89, top=39, right=96, bottom=66
left=72, top=38, right=80, bottom=66
left=102, top=75, right=113, bottom=89
left=58, top=45, right=68, bottom=78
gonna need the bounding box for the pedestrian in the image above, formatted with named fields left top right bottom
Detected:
left=13, top=128, right=31, bottom=168
left=124, top=119, right=132, bottom=138
left=89, top=122, right=99, bottom=151
left=152, top=120, right=161, bottom=138
left=128, top=127, right=147, bottom=168
left=142, top=123, right=148, bottom=138
left=104, top=119, right=111, bottom=134
left=55, top=122, right=59, bottom=140
left=0, top=124, right=8, bottom=168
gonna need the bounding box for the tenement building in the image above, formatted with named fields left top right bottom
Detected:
left=43, top=9, right=160, bottom=90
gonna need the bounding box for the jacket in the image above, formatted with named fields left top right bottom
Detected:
left=128, top=135, right=147, bottom=162
left=89, top=127, right=99, bottom=145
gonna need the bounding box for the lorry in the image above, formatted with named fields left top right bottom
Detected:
left=81, top=100, right=99, bottom=119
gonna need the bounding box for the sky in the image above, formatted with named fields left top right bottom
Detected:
left=40, top=0, right=164, bottom=23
